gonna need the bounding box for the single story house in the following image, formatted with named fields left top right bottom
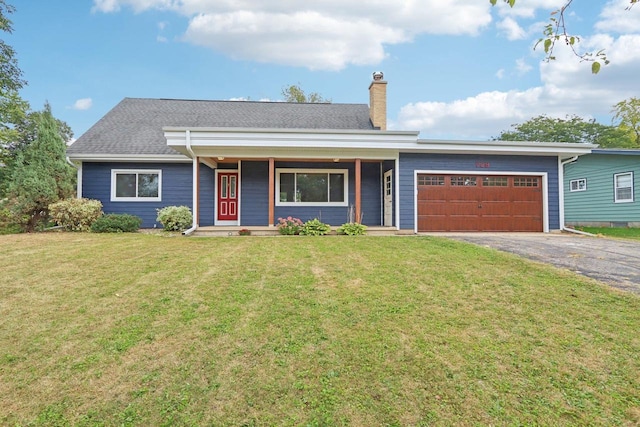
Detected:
left=564, top=148, right=640, bottom=227
left=66, top=73, right=595, bottom=233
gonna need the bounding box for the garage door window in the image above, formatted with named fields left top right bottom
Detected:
left=451, top=176, right=477, bottom=186
left=483, top=177, right=508, bottom=187
left=418, top=176, right=444, bottom=186
left=514, top=177, right=539, bottom=187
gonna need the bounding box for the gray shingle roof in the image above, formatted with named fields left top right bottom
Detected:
left=67, top=98, right=374, bottom=156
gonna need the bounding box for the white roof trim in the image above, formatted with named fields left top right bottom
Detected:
left=164, top=128, right=596, bottom=158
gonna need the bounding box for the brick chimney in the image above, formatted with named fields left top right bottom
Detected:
left=369, top=71, right=387, bottom=130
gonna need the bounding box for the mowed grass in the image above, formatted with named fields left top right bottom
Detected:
left=1, top=234, right=639, bottom=426
left=575, top=226, right=640, bottom=241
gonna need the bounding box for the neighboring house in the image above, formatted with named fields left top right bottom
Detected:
left=66, top=73, right=594, bottom=232
left=564, top=149, right=640, bottom=227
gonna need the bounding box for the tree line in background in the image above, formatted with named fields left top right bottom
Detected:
left=494, top=98, right=640, bottom=148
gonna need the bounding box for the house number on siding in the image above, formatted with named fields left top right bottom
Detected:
left=475, top=162, right=490, bottom=168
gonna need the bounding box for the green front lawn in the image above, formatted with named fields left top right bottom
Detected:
left=1, top=234, right=639, bottom=426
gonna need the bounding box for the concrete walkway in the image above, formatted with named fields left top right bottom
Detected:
left=433, top=233, right=640, bottom=295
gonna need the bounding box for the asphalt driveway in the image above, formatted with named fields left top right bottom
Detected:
left=437, top=233, right=640, bottom=295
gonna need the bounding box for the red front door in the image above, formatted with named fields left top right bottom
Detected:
left=217, top=172, right=238, bottom=221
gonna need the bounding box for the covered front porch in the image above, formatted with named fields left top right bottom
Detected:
left=191, top=157, right=397, bottom=229
left=163, top=127, right=420, bottom=231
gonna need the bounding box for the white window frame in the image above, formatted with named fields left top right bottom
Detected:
left=275, top=168, right=349, bottom=207
left=111, top=169, right=162, bottom=202
left=570, top=178, right=587, bottom=192
left=614, top=172, right=634, bottom=203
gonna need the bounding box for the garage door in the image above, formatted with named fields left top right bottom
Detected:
left=417, top=174, right=543, bottom=232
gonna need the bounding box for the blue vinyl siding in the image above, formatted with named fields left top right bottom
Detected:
left=399, top=153, right=560, bottom=231
left=240, top=161, right=269, bottom=226
left=239, top=161, right=383, bottom=226
left=198, top=165, right=215, bottom=226
left=361, top=162, right=382, bottom=226
left=564, top=153, right=640, bottom=224
left=82, top=162, right=203, bottom=228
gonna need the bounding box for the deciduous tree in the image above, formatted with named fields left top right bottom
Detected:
left=282, top=84, right=330, bottom=103
left=612, top=97, right=640, bottom=146
left=494, top=115, right=635, bottom=148
left=0, top=0, right=28, bottom=143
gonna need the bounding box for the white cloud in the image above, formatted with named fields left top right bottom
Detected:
left=184, top=11, right=407, bottom=71
left=91, top=0, right=585, bottom=71
left=157, top=35, right=168, bottom=42
left=515, top=58, right=533, bottom=74
left=497, top=17, right=527, bottom=40
left=496, top=68, right=505, bottom=79
left=71, top=98, right=93, bottom=110
left=91, top=0, right=121, bottom=13
left=596, top=0, right=640, bottom=34
left=494, top=0, right=567, bottom=19
left=92, top=0, right=494, bottom=70
left=396, top=32, right=640, bottom=139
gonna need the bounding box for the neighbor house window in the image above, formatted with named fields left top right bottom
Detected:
left=276, top=168, right=348, bottom=206
left=111, top=169, right=161, bottom=201
left=614, top=172, right=634, bottom=203
left=570, top=178, right=587, bottom=192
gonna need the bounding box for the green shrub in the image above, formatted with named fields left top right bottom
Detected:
left=337, top=222, right=367, bottom=236
left=156, top=206, right=192, bottom=231
left=299, top=218, right=331, bottom=236
left=48, top=198, right=103, bottom=231
left=0, top=204, right=21, bottom=234
left=90, top=214, right=142, bottom=233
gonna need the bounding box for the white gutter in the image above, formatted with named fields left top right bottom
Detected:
left=559, top=155, right=580, bottom=233
left=66, top=156, right=82, bottom=199
left=182, top=130, right=198, bottom=236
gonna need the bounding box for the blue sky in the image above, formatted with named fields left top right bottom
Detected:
left=9, top=0, right=640, bottom=142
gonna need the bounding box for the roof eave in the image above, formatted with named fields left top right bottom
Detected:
left=67, top=154, right=191, bottom=162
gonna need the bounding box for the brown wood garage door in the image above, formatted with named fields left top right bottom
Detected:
left=417, top=174, right=543, bottom=232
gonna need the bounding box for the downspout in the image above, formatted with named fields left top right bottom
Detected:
left=66, top=156, right=81, bottom=198
left=182, top=130, right=198, bottom=236
left=559, top=156, right=586, bottom=235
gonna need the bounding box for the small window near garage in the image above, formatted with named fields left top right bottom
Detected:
left=569, top=178, right=587, bottom=192
left=482, top=176, right=508, bottom=187
left=276, top=168, right=348, bottom=206
left=614, top=172, right=634, bottom=203
left=450, top=176, right=477, bottom=186
left=111, top=169, right=161, bottom=201
left=418, top=175, right=445, bottom=186
left=514, top=177, right=539, bottom=187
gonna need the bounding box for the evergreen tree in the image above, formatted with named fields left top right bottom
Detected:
left=6, top=103, right=75, bottom=231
